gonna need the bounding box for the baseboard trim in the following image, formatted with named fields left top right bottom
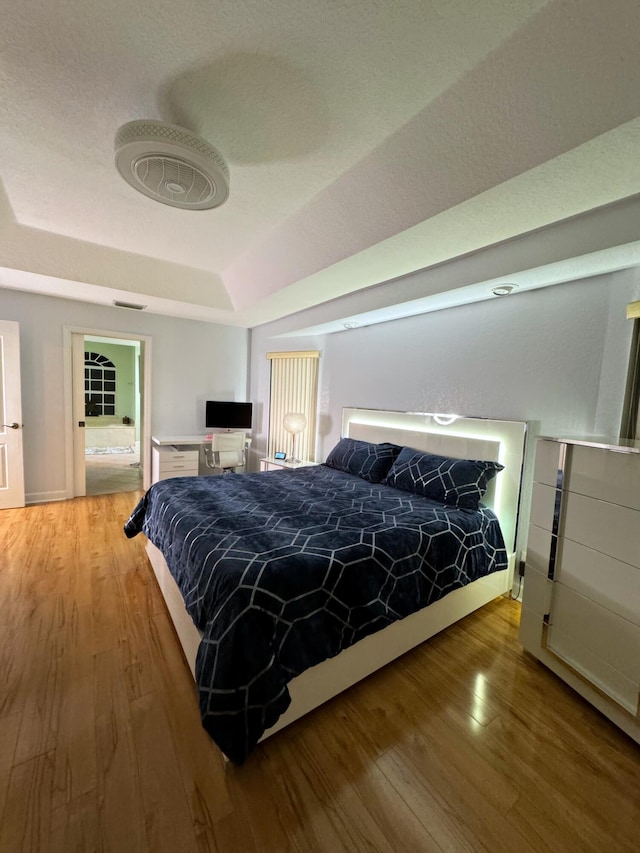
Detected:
left=26, top=490, right=70, bottom=505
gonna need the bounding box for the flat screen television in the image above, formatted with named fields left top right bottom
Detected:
left=205, top=400, right=253, bottom=430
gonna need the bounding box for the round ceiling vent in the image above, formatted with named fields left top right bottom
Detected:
left=114, top=120, right=230, bottom=210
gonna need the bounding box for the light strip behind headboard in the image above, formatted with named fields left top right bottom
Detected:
left=342, top=408, right=527, bottom=558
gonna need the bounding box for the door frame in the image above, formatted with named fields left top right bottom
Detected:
left=63, top=325, right=152, bottom=497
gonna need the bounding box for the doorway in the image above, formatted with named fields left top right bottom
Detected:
left=64, top=327, right=152, bottom=498
left=84, top=336, right=141, bottom=495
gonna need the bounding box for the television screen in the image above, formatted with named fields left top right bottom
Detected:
left=205, top=400, right=253, bottom=430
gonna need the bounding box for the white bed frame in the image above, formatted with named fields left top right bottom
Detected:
left=145, top=409, right=527, bottom=742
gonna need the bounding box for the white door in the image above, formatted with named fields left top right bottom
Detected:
left=0, top=320, right=25, bottom=508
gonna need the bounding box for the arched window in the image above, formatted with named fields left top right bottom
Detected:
left=85, top=351, right=116, bottom=416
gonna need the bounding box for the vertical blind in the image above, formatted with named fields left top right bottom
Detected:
left=267, top=351, right=319, bottom=461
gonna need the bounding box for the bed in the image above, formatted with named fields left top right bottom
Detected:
left=125, top=409, right=527, bottom=763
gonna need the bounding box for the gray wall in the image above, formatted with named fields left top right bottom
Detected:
left=3, top=267, right=637, bottom=518
left=250, top=273, right=639, bottom=453
left=0, top=289, right=249, bottom=502
left=249, top=271, right=640, bottom=549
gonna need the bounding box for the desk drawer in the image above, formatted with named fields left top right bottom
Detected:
left=152, top=446, right=200, bottom=483
left=156, top=468, right=198, bottom=481
left=158, top=461, right=199, bottom=474
left=156, top=448, right=199, bottom=465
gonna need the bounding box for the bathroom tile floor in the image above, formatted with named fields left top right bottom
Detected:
left=85, top=446, right=143, bottom=495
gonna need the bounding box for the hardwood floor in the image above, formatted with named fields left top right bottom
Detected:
left=1, top=491, right=639, bottom=852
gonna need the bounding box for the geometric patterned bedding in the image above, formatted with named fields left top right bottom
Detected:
left=124, top=465, right=507, bottom=763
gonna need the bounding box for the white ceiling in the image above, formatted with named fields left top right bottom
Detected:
left=1, top=0, right=640, bottom=332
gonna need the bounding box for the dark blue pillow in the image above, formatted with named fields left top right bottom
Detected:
left=384, top=448, right=504, bottom=509
left=325, top=438, right=402, bottom=483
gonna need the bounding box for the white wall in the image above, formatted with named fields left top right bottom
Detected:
left=0, top=289, right=248, bottom=502
left=249, top=271, right=640, bottom=549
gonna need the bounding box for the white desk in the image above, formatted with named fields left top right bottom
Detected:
left=151, top=435, right=251, bottom=483
left=152, top=435, right=210, bottom=446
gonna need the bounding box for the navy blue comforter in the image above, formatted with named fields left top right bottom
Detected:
left=124, top=465, right=507, bottom=762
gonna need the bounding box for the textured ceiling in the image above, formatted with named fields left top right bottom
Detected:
left=1, top=0, right=640, bottom=330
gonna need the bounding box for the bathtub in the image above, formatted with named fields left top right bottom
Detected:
left=85, top=417, right=136, bottom=450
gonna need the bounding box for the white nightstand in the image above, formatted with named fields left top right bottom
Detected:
left=259, top=457, right=320, bottom=472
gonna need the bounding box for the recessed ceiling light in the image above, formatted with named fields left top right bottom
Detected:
left=491, top=284, right=518, bottom=296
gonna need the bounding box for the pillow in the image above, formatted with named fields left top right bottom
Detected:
left=384, top=447, right=504, bottom=510
left=324, top=438, right=402, bottom=483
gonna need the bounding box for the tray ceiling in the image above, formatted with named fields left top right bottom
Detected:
left=1, top=0, right=639, bottom=330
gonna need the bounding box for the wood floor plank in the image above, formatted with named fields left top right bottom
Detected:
left=379, top=740, right=540, bottom=853
left=91, top=573, right=125, bottom=655
left=50, top=789, right=101, bottom=853
left=51, top=602, right=97, bottom=810
left=0, top=750, right=56, bottom=853
left=12, top=599, right=66, bottom=766
left=249, top=738, right=360, bottom=853
left=148, top=610, right=235, bottom=836
left=117, top=571, right=158, bottom=701
left=292, top=713, right=446, bottom=852
left=378, top=746, right=509, bottom=853
left=477, top=703, right=640, bottom=853
left=213, top=750, right=297, bottom=853
left=339, top=654, right=518, bottom=818
left=0, top=621, right=31, bottom=719
left=130, top=690, right=200, bottom=853
left=0, top=712, right=21, bottom=827
left=94, top=645, right=147, bottom=853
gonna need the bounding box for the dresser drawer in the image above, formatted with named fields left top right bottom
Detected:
left=563, top=491, right=640, bottom=568
left=533, top=439, right=564, bottom=487
left=529, top=482, right=557, bottom=533
left=566, top=445, right=640, bottom=511
left=556, top=537, right=640, bottom=626
left=547, top=582, right=640, bottom=712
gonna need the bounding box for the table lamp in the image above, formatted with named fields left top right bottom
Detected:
left=283, top=412, right=307, bottom=463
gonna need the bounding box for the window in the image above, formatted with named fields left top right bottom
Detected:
left=267, top=351, right=319, bottom=461
left=84, top=351, right=117, bottom=416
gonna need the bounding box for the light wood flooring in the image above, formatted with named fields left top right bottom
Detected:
left=1, top=491, right=639, bottom=852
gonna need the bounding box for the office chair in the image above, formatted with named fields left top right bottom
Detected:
left=204, top=432, right=246, bottom=474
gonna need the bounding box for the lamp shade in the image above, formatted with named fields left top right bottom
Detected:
left=283, top=412, right=307, bottom=435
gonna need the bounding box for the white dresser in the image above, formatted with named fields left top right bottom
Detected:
left=520, top=436, right=640, bottom=743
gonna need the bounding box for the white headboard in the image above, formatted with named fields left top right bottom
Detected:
left=342, top=408, right=527, bottom=558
